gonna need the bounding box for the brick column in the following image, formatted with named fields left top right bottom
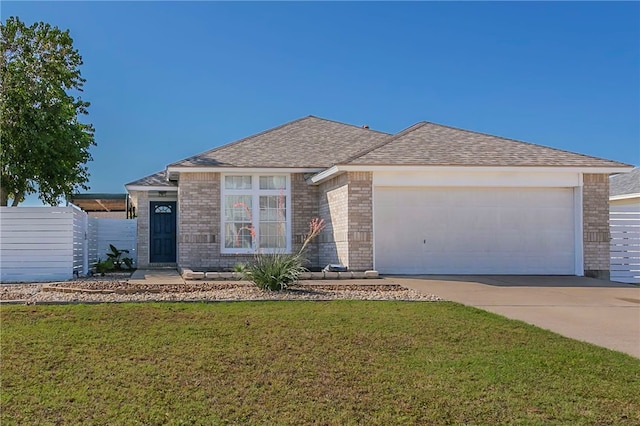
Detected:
left=133, top=191, right=150, bottom=268
left=291, top=173, right=320, bottom=268
left=582, top=174, right=610, bottom=279
left=318, top=174, right=349, bottom=267
left=178, top=172, right=219, bottom=270
left=346, top=172, right=373, bottom=271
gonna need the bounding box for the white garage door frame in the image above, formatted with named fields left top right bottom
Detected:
left=372, top=170, right=584, bottom=275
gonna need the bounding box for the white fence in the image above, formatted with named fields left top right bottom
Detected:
left=88, top=217, right=137, bottom=266
left=1, top=206, right=137, bottom=283
left=610, top=203, right=640, bottom=284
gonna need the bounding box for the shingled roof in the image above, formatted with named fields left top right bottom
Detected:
left=610, top=167, right=640, bottom=197
left=169, top=116, right=390, bottom=169
left=128, top=117, right=632, bottom=190
left=345, top=122, right=631, bottom=167
left=126, top=170, right=177, bottom=188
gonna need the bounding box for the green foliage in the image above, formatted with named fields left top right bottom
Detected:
left=244, top=252, right=307, bottom=291
left=232, top=262, right=246, bottom=273
left=94, top=258, right=114, bottom=276
left=244, top=218, right=325, bottom=291
left=0, top=16, right=95, bottom=206
left=122, top=257, right=134, bottom=270
left=105, top=244, right=133, bottom=271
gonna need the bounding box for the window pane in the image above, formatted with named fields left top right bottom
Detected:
left=259, top=176, right=286, bottom=190
left=222, top=174, right=289, bottom=252
left=225, top=175, right=252, bottom=190
left=224, top=222, right=254, bottom=249
left=154, top=205, right=172, bottom=214
left=259, top=222, right=286, bottom=248
left=225, top=195, right=252, bottom=221
left=259, top=195, right=286, bottom=222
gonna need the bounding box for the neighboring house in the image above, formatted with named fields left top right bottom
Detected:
left=125, top=116, right=632, bottom=278
left=609, top=168, right=640, bottom=283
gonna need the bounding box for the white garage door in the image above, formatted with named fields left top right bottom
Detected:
left=374, top=187, right=576, bottom=275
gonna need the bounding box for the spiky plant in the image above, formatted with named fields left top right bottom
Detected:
left=244, top=252, right=307, bottom=291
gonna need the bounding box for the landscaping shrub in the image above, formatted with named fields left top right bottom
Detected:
left=245, top=218, right=325, bottom=291
left=106, top=244, right=134, bottom=271
left=244, top=252, right=307, bottom=291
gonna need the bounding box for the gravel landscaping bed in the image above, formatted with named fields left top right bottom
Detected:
left=1, top=277, right=441, bottom=304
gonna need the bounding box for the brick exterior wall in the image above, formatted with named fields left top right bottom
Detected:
left=291, top=173, right=320, bottom=268
left=582, top=174, right=610, bottom=279
left=318, top=172, right=374, bottom=271
left=178, top=172, right=219, bottom=270
left=132, top=190, right=178, bottom=268
left=132, top=191, right=150, bottom=268
left=346, top=172, right=374, bottom=270
left=172, top=172, right=321, bottom=271
left=318, top=174, right=349, bottom=267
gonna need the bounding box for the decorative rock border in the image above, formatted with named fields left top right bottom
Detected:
left=36, top=281, right=405, bottom=296
left=180, top=269, right=380, bottom=281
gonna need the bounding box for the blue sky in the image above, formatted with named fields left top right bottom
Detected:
left=3, top=1, right=639, bottom=205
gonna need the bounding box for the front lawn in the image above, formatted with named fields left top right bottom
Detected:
left=1, top=301, right=639, bottom=424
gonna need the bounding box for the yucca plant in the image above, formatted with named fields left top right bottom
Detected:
left=245, top=217, right=325, bottom=291
left=244, top=252, right=307, bottom=291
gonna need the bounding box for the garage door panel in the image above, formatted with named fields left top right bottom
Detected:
left=374, top=187, right=575, bottom=275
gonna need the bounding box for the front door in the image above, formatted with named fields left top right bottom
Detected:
left=150, top=201, right=176, bottom=263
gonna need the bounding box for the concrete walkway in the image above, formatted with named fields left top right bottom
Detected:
left=129, top=269, right=184, bottom=285
left=391, top=275, right=640, bottom=358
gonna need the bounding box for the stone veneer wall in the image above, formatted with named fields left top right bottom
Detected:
left=582, top=174, right=610, bottom=279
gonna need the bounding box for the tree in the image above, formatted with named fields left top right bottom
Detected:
left=1, top=16, right=95, bottom=206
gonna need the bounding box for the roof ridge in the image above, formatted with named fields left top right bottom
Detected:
left=306, top=115, right=392, bottom=136
left=168, top=115, right=392, bottom=168
left=341, top=121, right=428, bottom=164
left=423, top=121, right=632, bottom=167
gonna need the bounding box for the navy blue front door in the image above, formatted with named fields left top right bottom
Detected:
left=150, top=201, right=176, bottom=263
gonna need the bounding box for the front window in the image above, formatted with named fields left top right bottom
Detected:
left=221, top=174, right=291, bottom=253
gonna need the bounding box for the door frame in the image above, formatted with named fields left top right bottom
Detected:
left=149, top=201, right=177, bottom=263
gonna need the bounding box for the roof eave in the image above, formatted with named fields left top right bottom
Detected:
left=167, top=166, right=326, bottom=180
left=310, top=164, right=634, bottom=185
left=610, top=193, right=640, bottom=201
left=125, top=185, right=178, bottom=192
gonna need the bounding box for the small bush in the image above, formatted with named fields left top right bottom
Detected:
left=94, top=258, right=114, bottom=276
left=106, top=244, right=134, bottom=271
left=244, top=253, right=307, bottom=291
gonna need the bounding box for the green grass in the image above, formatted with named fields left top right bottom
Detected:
left=1, top=301, right=639, bottom=425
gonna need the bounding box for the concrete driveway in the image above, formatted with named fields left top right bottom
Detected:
left=391, top=275, right=640, bottom=358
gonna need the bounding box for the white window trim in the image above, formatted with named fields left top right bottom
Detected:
left=220, top=173, right=292, bottom=254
